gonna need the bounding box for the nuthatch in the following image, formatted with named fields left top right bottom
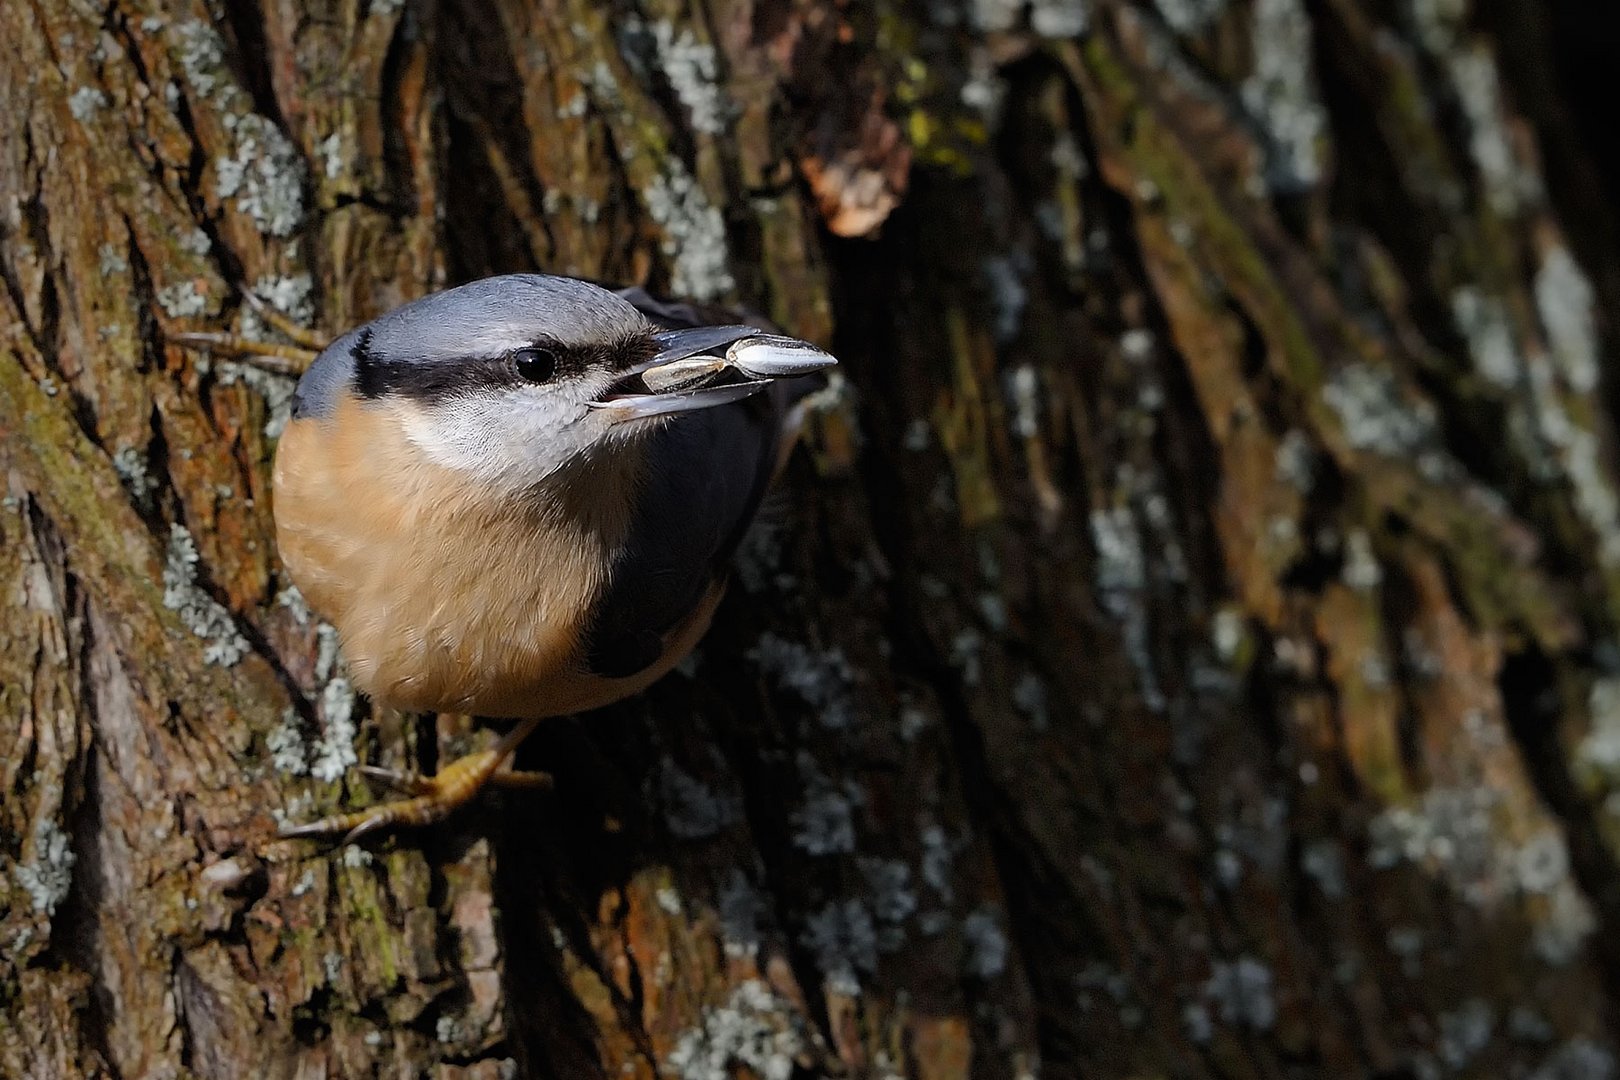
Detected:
left=184, top=275, right=835, bottom=842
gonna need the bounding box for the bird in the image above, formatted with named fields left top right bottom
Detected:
left=173, top=274, right=836, bottom=842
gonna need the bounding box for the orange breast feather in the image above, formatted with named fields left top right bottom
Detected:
left=272, top=395, right=664, bottom=718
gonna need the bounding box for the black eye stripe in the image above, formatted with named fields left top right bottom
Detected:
left=353, top=340, right=608, bottom=403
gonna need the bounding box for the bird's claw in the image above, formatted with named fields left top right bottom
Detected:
left=278, top=719, right=545, bottom=845
left=167, top=331, right=317, bottom=374
left=163, top=281, right=327, bottom=374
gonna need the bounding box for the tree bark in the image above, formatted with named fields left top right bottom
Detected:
left=6, top=0, right=1620, bottom=1076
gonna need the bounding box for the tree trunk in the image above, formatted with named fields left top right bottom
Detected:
left=6, top=0, right=1620, bottom=1075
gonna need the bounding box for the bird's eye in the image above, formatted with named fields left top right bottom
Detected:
left=511, top=347, right=558, bottom=383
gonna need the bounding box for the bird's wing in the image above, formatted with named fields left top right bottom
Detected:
left=578, top=289, right=790, bottom=679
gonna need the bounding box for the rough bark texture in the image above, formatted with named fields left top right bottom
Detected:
left=6, top=0, right=1620, bottom=1076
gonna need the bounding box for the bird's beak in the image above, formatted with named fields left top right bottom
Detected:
left=589, top=326, right=837, bottom=423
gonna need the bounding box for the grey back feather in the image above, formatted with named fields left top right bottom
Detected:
left=580, top=289, right=792, bottom=678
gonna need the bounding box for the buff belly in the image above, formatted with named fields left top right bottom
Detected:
left=272, top=396, right=698, bottom=719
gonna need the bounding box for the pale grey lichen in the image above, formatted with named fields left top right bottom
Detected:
left=1452, top=286, right=1520, bottom=387
left=215, top=114, right=306, bottom=238
left=1515, top=829, right=1572, bottom=895
left=14, top=819, right=75, bottom=915
left=1202, top=956, right=1276, bottom=1031
left=967, top=0, right=1023, bottom=31
left=579, top=59, right=622, bottom=106
left=1049, top=131, right=1088, bottom=184
left=163, top=524, right=249, bottom=665
left=1212, top=608, right=1245, bottom=662
left=921, top=823, right=957, bottom=902
left=1453, top=265, right=1620, bottom=563
left=1340, top=529, right=1382, bottom=590
left=1301, top=839, right=1345, bottom=898
left=1369, top=783, right=1596, bottom=955
left=733, top=513, right=793, bottom=594
left=557, top=90, right=589, bottom=119
left=1387, top=925, right=1424, bottom=976
left=859, top=857, right=918, bottom=931
left=666, top=980, right=802, bottom=1080
left=1030, top=0, right=1087, bottom=36
left=983, top=253, right=1031, bottom=343
left=171, top=20, right=228, bottom=102
left=1012, top=671, right=1049, bottom=730
left=1539, top=391, right=1620, bottom=564
left=1090, top=505, right=1164, bottom=711
left=1509, top=1006, right=1555, bottom=1044
left=69, top=86, right=109, bottom=121
left=1368, top=785, right=1497, bottom=882
left=217, top=360, right=297, bottom=439
left=659, top=758, right=742, bottom=839
left=1533, top=879, right=1597, bottom=967
left=1535, top=246, right=1600, bottom=396
left=322, top=951, right=344, bottom=984
left=97, top=244, right=128, bottom=276
left=308, top=677, right=357, bottom=783
left=267, top=708, right=309, bottom=776
left=1003, top=365, right=1042, bottom=439
left=718, top=869, right=764, bottom=958
left=748, top=632, right=857, bottom=729
left=1239, top=0, right=1326, bottom=191
left=899, top=701, right=933, bottom=741
left=1210, top=847, right=1244, bottom=888
left=1183, top=1001, right=1214, bottom=1043
left=1322, top=363, right=1437, bottom=457
left=1119, top=328, right=1155, bottom=362
left=1155, top=0, right=1225, bottom=34
left=277, top=584, right=311, bottom=625
left=1408, top=0, right=1466, bottom=53
left=1581, top=678, right=1620, bottom=784
left=1437, top=999, right=1493, bottom=1068
left=316, top=132, right=345, bottom=180
left=112, top=446, right=155, bottom=505
left=644, top=160, right=733, bottom=301
left=649, top=20, right=728, bottom=135
left=1092, top=506, right=1146, bottom=595
left=1213, top=796, right=1289, bottom=880
left=959, top=55, right=1005, bottom=120
left=801, top=900, right=877, bottom=996
left=962, top=908, right=1009, bottom=978
left=178, top=227, right=212, bottom=256
left=790, top=781, right=858, bottom=856
left=1445, top=44, right=1541, bottom=216
left=1530, top=1039, right=1617, bottom=1080
left=949, top=629, right=984, bottom=687
left=157, top=280, right=210, bottom=318
left=1274, top=428, right=1315, bottom=491
left=251, top=272, right=315, bottom=327
left=314, top=623, right=341, bottom=682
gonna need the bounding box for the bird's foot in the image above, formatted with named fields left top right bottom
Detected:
left=164, top=285, right=327, bottom=374
left=356, top=762, right=554, bottom=795
left=280, top=718, right=544, bottom=845
left=167, top=331, right=318, bottom=375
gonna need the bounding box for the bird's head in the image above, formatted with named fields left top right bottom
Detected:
left=292, top=274, right=834, bottom=492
